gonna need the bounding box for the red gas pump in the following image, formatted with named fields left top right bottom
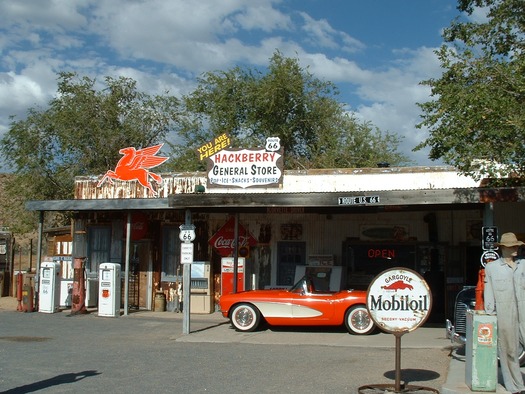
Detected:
left=16, top=273, right=34, bottom=312
left=16, top=272, right=23, bottom=311
left=71, top=257, right=87, bottom=315
left=475, top=268, right=485, bottom=311
left=22, top=282, right=34, bottom=312
left=221, top=257, right=245, bottom=295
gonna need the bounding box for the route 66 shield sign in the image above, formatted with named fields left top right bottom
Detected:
left=265, top=137, right=280, bottom=152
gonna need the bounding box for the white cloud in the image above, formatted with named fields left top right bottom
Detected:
left=0, top=72, right=47, bottom=112
left=234, top=2, right=292, bottom=32
left=468, top=6, right=490, bottom=23
left=299, top=12, right=364, bottom=53
left=0, top=0, right=455, bottom=167
left=0, top=0, right=88, bottom=30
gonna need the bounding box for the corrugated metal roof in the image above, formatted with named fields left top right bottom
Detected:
left=27, top=166, right=517, bottom=212
left=74, top=166, right=480, bottom=200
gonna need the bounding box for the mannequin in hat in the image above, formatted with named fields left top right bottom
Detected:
left=484, top=232, right=525, bottom=394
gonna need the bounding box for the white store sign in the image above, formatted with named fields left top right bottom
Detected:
left=207, top=147, right=283, bottom=189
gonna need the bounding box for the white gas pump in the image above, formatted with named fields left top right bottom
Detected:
left=39, top=261, right=61, bottom=313
left=98, top=263, right=121, bottom=317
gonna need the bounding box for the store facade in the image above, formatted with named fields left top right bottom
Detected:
left=26, top=166, right=525, bottom=322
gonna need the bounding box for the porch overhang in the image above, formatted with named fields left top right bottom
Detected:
left=26, top=198, right=169, bottom=211
left=168, top=187, right=525, bottom=209
left=25, top=187, right=525, bottom=212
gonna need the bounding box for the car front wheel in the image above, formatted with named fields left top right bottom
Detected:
left=345, top=305, right=375, bottom=335
left=230, top=303, right=261, bottom=332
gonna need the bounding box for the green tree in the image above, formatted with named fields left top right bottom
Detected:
left=169, top=51, right=409, bottom=171
left=416, top=0, right=525, bottom=182
left=1, top=72, right=180, bottom=232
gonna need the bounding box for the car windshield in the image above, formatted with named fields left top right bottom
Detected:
left=289, top=276, right=312, bottom=293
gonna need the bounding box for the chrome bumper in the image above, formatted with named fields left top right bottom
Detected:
left=446, top=319, right=466, bottom=345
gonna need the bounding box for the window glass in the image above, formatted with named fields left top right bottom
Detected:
left=162, top=226, right=181, bottom=281
left=277, top=241, right=306, bottom=286
left=87, top=226, right=111, bottom=273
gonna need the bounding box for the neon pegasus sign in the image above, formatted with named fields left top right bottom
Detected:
left=98, top=144, right=168, bottom=196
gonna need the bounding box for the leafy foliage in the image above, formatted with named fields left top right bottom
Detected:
left=169, top=51, right=410, bottom=171
left=0, top=72, right=180, bottom=231
left=2, top=55, right=410, bottom=232
left=416, top=0, right=525, bottom=182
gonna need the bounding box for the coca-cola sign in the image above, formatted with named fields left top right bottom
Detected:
left=366, top=268, right=432, bottom=333
left=123, top=213, right=148, bottom=241
left=209, top=217, right=257, bottom=257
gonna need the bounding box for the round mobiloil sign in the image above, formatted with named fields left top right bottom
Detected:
left=367, top=268, right=432, bottom=333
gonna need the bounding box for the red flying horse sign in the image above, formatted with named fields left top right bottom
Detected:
left=98, top=144, right=168, bottom=196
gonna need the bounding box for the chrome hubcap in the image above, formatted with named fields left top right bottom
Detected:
left=235, top=308, right=253, bottom=327
left=352, top=310, right=370, bottom=330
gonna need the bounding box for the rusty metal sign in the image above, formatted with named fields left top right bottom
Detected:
left=366, top=267, right=432, bottom=334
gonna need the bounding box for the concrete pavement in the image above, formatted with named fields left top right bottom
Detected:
left=171, top=312, right=509, bottom=393
left=0, top=296, right=511, bottom=392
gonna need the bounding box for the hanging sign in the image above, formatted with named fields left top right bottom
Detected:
left=367, top=268, right=432, bottom=333
left=208, top=216, right=258, bottom=257
left=124, top=213, right=149, bottom=241
left=338, top=195, right=380, bottom=205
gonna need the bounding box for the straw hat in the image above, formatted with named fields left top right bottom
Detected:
left=495, top=232, right=525, bottom=247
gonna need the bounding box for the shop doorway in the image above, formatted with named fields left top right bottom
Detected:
left=129, top=241, right=153, bottom=310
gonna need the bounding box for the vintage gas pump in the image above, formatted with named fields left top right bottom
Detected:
left=474, top=267, right=485, bottom=311
left=465, top=310, right=498, bottom=391
left=98, top=263, right=121, bottom=317
left=71, top=257, right=87, bottom=315
left=22, top=283, right=34, bottom=312
left=221, top=257, right=245, bottom=295
left=38, top=261, right=61, bottom=313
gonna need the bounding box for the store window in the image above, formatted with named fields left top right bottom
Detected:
left=277, top=241, right=306, bottom=286
left=344, top=241, right=417, bottom=290
left=162, top=225, right=181, bottom=282
left=87, top=226, right=111, bottom=273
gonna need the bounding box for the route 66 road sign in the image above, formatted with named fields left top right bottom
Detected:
left=179, top=224, right=196, bottom=243
left=482, top=226, right=498, bottom=250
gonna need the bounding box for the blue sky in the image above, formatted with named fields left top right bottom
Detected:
left=0, top=0, right=480, bottom=166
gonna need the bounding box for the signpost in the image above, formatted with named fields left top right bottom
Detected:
left=180, top=224, right=195, bottom=335
left=359, top=268, right=436, bottom=393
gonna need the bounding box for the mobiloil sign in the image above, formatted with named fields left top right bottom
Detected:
left=361, top=270, right=437, bottom=393
left=367, top=268, right=432, bottom=333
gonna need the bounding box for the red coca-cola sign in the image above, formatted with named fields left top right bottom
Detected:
left=209, top=217, right=257, bottom=257
left=123, top=213, right=148, bottom=241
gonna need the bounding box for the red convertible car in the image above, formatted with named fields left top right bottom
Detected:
left=219, top=275, right=375, bottom=334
